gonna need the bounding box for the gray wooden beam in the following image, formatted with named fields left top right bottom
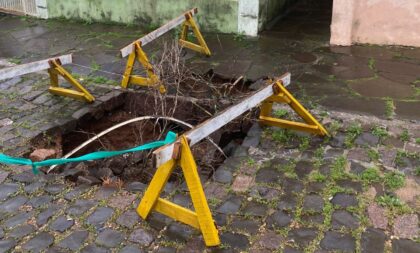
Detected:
left=153, top=73, right=291, bottom=167
left=0, top=54, right=73, bottom=81
left=120, top=8, right=197, bottom=58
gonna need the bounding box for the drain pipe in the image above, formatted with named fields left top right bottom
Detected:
left=47, top=116, right=225, bottom=173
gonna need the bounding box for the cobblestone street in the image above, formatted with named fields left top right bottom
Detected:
left=0, top=1, right=419, bottom=252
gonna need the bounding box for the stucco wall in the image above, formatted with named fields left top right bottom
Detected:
left=331, top=0, right=420, bottom=47
left=47, top=0, right=238, bottom=34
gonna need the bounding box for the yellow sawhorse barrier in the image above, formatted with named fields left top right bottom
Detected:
left=137, top=135, right=220, bottom=246
left=121, top=41, right=165, bottom=93
left=48, top=59, right=95, bottom=103
left=179, top=11, right=211, bottom=56
left=120, top=8, right=211, bottom=92
left=259, top=80, right=329, bottom=136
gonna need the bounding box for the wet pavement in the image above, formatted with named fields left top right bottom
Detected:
left=0, top=0, right=419, bottom=252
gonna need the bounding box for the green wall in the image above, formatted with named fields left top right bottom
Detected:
left=47, top=0, right=238, bottom=33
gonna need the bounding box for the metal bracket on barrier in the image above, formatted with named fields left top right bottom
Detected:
left=259, top=80, right=329, bottom=136
left=179, top=12, right=211, bottom=56
left=48, top=59, right=95, bottom=103
left=137, top=135, right=220, bottom=246
left=121, top=42, right=165, bottom=93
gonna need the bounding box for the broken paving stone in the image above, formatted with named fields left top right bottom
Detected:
left=221, top=232, right=249, bottom=250
left=367, top=203, right=388, bottom=230
left=57, top=230, right=89, bottom=250
left=213, top=169, right=233, bottom=184
left=29, top=148, right=56, bottom=161
left=0, top=183, right=19, bottom=201
left=320, top=231, right=355, bottom=252
left=392, top=239, right=420, bottom=253
left=96, top=228, right=125, bottom=248
left=288, top=228, right=318, bottom=248
left=393, top=214, right=418, bottom=239
left=9, top=224, right=35, bottom=239
left=116, top=210, right=140, bottom=228
left=355, top=133, right=379, bottom=147
left=22, top=232, right=54, bottom=252
left=266, top=210, right=293, bottom=229
left=50, top=216, right=74, bottom=232
left=361, top=228, right=386, bottom=253
left=66, top=199, right=96, bottom=216
left=86, top=207, right=114, bottom=229
left=331, top=210, right=359, bottom=229
left=257, top=231, right=283, bottom=250
left=0, top=239, right=16, bottom=253
left=129, top=228, right=154, bottom=246
left=302, top=194, right=324, bottom=212
left=331, top=193, right=358, bottom=208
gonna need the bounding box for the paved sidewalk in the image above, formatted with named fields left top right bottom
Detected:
left=0, top=1, right=419, bottom=252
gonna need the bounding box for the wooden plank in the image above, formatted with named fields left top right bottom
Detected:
left=120, top=8, right=197, bottom=58
left=154, top=198, right=200, bottom=229
left=153, top=73, right=291, bottom=167
left=0, top=54, right=73, bottom=81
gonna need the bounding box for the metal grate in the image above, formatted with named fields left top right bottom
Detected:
left=0, top=0, right=38, bottom=16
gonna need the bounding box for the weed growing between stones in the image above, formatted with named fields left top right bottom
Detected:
left=384, top=97, right=395, bottom=119
left=360, top=167, right=381, bottom=185
left=399, top=129, right=410, bottom=142
left=383, top=172, right=405, bottom=190
left=344, top=123, right=362, bottom=147
left=367, top=149, right=380, bottom=162
left=371, top=125, right=388, bottom=139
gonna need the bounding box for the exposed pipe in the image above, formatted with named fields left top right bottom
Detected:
left=47, top=116, right=225, bottom=173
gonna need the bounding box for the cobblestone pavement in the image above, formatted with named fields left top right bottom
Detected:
left=1, top=1, right=420, bottom=252
left=0, top=109, right=419, bottom=252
